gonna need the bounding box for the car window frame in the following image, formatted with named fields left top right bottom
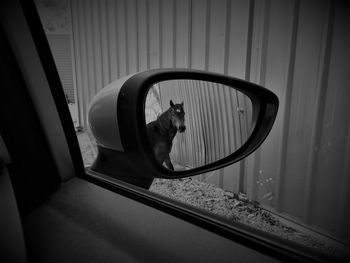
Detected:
left=1, top=0, right=340, bottom=262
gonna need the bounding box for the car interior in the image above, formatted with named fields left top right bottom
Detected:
left=0, top=1, right=347, bottom=262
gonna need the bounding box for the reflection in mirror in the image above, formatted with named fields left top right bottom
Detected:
left=145, top=80, right=253, bottom=171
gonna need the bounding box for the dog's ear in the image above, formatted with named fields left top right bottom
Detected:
left=181, top=101, right=184, bottom=107
left=170, top=100, right=174, bottom=107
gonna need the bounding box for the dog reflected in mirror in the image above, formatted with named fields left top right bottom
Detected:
left=146, top=100, right=185, bottom=170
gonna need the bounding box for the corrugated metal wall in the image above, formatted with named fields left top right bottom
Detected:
left=47, top=34, right=75, bottom=103
left=70, top=0, right=350, bottom=242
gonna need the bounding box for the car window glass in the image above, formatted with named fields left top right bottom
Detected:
left=34, top=0, right=350, bottom=260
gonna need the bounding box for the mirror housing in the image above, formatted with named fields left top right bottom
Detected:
left=88, top=69, right=279, bottom=189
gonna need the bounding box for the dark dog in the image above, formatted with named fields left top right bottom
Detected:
left=146, top=100, right=186, bottom=170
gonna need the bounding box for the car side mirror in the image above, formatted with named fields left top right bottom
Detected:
left=88, top=69, right=279, bottom=189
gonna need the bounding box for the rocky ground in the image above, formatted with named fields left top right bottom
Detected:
left=77, top=131, right=349, bottom=260
left=150, top=178, right=343, bottom=256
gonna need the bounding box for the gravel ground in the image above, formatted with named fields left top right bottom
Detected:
left=77, top=131, right=349, bottom=260
left=77, top=130, right=97, bottom=166
left=150, top=178, right=346, bottom=257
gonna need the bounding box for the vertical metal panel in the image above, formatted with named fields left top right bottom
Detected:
left=84, top=0, right=95, bottom=100
left=126, top=0, right=139, bottom=73
left=137, top=0, right=149, bottom=71
left=274, top=0, right=299, bottom=214
left=280, top=0, right=329, bottom=219
left=310, top=1, right=350, bottom=237
left=73, top=0, right=86, bottom=126
left=107, top=0, right=119, bottom=80
left=99, top=0, right=111, bottom=86
left=91, top=0, right=103, bottom=94
left=116, top=0, right=127, bottom=76
left=46, top=35, right=75, bottom=103
left=208, top=0, right=226, bottom=73
left=245, top=0, right=269, bottom=202
left=255, top=0, right=296, bottom=209
left=161, top=0, right=174, bottom=67
left=226, top=0, right=250, bottom=78
left=175, top=0, right=190, bottom=68
left=148, top=0, right=160, bottom=69
left=331, top=2, right=350, bottom=241
left=303, top=0, right=335, bottom=227
left=70, top=0, right=350, bottom=242
left=191, top=0, right=207, bottom=70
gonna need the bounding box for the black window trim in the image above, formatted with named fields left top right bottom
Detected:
left=20, top=0, right=85, bottom=178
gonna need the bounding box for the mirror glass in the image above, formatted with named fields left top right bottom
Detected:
left=145, top=79, right=254, bottom=171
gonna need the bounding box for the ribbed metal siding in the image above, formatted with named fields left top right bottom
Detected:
left=47, top=34, right=75, bottom=103
left=70, top=0, right=350, bottom=242
left=71, top=0, right=252, bottom=126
